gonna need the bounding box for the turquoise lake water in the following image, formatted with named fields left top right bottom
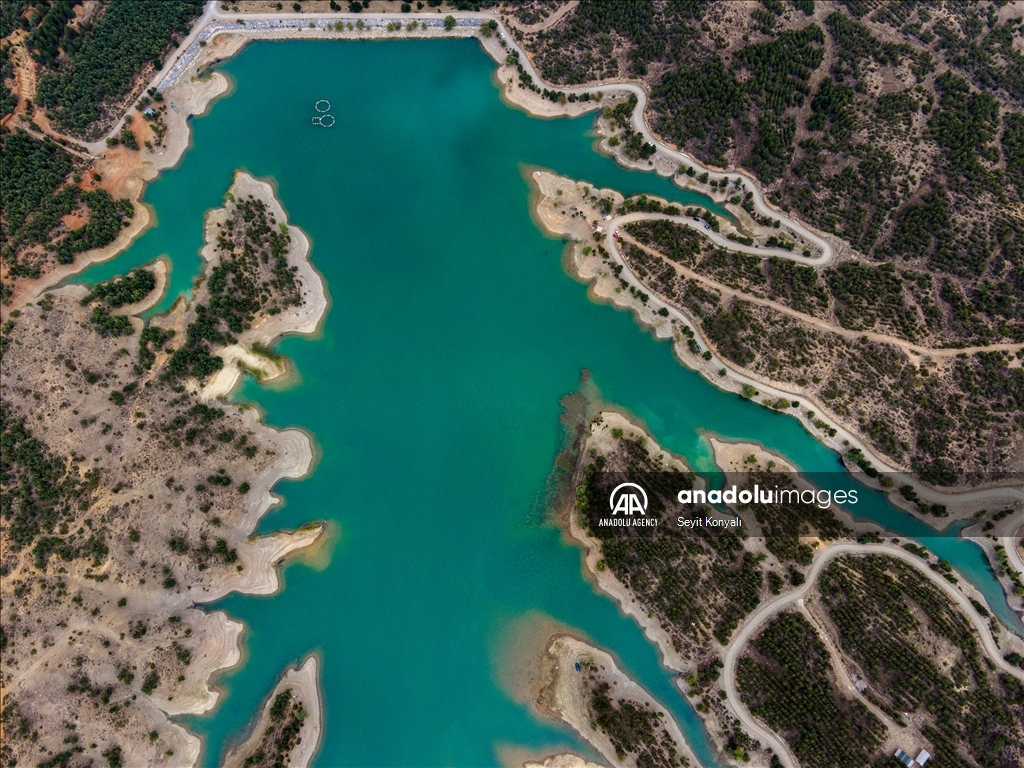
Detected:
left=73, top=39, right=1020, bottom=767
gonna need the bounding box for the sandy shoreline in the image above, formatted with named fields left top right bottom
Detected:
left=165, top=169, right=331, bottom=605
left=521, top=754, right=603, bottom=768
left=479, top=15, right=1021, bottom=514
left=164, top=170, right=328, bottom=764
left=148, top=170, right=331, bottom=762
left=0, top=0, right=829, bottom=316
left=0, top=19, right=330, bottom=766
left=4, top=9, right=1017, bottom=764
left=530, top=171, right=1023, bottom=529
left=536, top=633, right=700, bottom=768
left=178, top=8, right=1018, bottom=516
left=105, top=257, right=169, bottom=316
left=222, top=654, right=323, bottom=768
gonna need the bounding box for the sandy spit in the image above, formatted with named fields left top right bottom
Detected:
left=108, top=257, right=169, bottom=316
left=537, top=634, right=700, bottom=768
left=522, top=754, right=604, bottom=768
left=222, top=655, right=323, bottom=768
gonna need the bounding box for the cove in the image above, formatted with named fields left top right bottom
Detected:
left=72, top=40, right=728, bottom=314
left=68, top=39, right=1018, bottom=766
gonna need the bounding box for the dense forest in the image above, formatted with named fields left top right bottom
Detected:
left=572, top=430, right=796, bottom=761
left=0, top=127, right=133, bottom=287
left=0, top=43, right=16, bottom=119
left=35, top=0, right=203, bottom=137
left=0, top=128, right=73, bottom=237
left=23, top=0, right=82, bottom=69
left=80, top=267, right=155, bottom=308
left=820, top=555, right=1024, bottom=767
left=737, top=611, right=886, bottom=768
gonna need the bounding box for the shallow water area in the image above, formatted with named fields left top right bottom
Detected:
left=69, top=38, right=1019, bottom=767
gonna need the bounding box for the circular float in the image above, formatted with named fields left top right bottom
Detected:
left=319, top=114, right=335, bottom=128
left=315, top=99, right=331, bottom=113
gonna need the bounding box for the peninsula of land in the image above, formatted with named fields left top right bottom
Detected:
left=222, top=655, right=322, bottom=768
left=0, top=166, right=327, bottom=766
left=2, top=3, right=1023, bottom=767
left=563, top=407, right=1024, bottom=767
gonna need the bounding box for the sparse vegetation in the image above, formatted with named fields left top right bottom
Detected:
left=511, top=0, right=1024, bottom=363
left=617, top=219, right=1022, bottom=484
left=0, top=178, right=312, bottom=767
left=234, top=687, right=310, bottom=768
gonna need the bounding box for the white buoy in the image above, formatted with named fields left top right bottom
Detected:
left=319, top=114, right=335, bottom=128
left=315, top=99, right=331, bottom=113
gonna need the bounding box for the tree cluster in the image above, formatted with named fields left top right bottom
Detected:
left=737, top=611, right=885, bottom=768
left=820, top=554, right=1024, bottom=767
left=36, top=0, right=203, bottom=137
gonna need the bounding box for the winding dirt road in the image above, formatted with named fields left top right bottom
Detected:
left=575, top=207, right=1022, bottom=497
left=721, top=543, right=1024, bottom=768
left=181, top=1, right=833, bottom=265
left=614, top=211, right=829, bottom=265
left=616, top=223, right=1024, bottom=359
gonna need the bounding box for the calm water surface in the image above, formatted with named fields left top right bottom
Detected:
left=74, top=39, right=1019, bottom=767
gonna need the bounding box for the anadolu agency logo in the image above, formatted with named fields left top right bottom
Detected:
left=591, top=475, right=865, bottom=532
left=600, top=483, right=659, bottom=528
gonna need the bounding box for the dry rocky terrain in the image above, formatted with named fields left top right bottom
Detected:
left=0, top=175, right=325, bottom=768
